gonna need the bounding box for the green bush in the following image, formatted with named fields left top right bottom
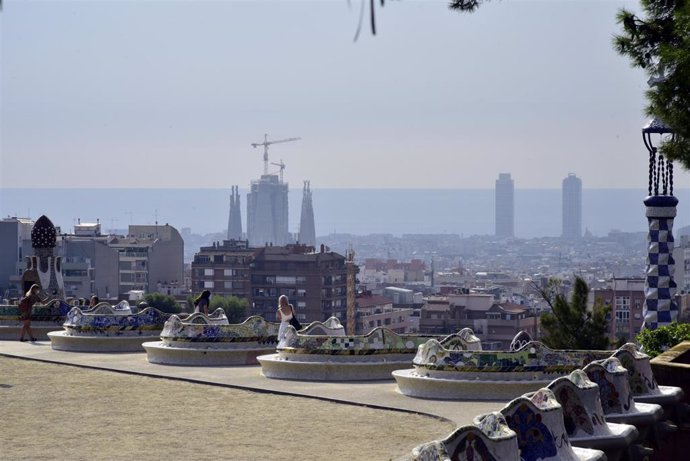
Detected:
left=636, top=321, right=690, bottom=357
left=187, top=293, right=249, bottom=323
left=210, top=296, right=248, bottom=323
left=144, top=292, right=182, bottom=314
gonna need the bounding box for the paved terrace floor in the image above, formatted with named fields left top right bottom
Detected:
left=1, top=340, right=508, bottom=460
left=0, top=340, right=504, bottom=427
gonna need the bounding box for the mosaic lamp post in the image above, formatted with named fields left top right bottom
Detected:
left=642, top=117, right=678, bottom=330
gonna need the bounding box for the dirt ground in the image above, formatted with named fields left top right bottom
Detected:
left=0, top=356, right=454, bottom=461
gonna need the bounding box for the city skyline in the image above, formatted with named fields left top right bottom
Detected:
left=4, top=1, right=690, bottom=190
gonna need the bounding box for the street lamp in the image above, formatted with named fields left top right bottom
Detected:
left=641, top=116, right=679, bottom=331
left=642, top=117, right=675, bottom=197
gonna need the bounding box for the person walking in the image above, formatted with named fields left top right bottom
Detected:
left=193, top=290, right=211, bottom=315
left=18, top=284, right=45, bottom=342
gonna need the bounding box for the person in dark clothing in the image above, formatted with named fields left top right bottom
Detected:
left=193, top=290, right=211, bottom=315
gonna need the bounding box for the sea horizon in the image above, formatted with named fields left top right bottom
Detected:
left=1, top=187, right=689, bottom=239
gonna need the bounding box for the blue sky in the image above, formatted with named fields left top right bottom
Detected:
left=2, top=0, right=689, bottom=190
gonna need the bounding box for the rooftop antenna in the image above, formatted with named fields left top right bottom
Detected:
left=251, top=134, right=300, bottom=175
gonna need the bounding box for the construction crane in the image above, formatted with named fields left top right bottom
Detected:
left=270, top=160, right=286, bottom=183
left=251, top=134, right=300, bottom=175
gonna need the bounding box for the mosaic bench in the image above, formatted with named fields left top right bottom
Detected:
left=143, top=315, right=344, bottom=366
left=583, top=357, right=664, bottom=443
left=47, top=302, right=172, bottom=352
left=394, top=339, right=611, bottom=400
left=410, top=412, right=520, bottom=461
left=544, top=370, right=640, bottom=461
left=612, top=342, right=685, bottom=424
left=490, top=388, right=606, bottom=461
left=257, top=327, right=461, bottom=381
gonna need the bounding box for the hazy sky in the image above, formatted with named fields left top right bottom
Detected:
left=2, top=0, right=690, bottom=189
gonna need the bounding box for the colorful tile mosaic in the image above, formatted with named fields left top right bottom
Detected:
left=161, top=314, right=280, bottom=344
left=62, top=305, right=171, bottom=336
left=298, top=317, right=345, bottom=336
left=548, top=371, right=608, bottom=438
left=583, top=358, right=633, bottom=415
left=414, top=340, right=610, bottom=375
left=499, top=389, right=584, bottom=461
left=411, top=412, right=519, bottom=461
left=0, top=300, right=71, bottom=323
left=611, top=343, right=659, bottom=397
left=278, top=326, right=441, bottom=355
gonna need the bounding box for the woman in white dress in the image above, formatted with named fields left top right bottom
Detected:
left=276, top=295, right=295, bottom=340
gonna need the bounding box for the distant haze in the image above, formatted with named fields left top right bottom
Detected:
left=3, top=1, right=690, bottom=189
left=1, top=188, right=688, bottom=238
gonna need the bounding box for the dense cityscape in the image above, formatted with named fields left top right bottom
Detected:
left=3, top=162, right=689, bottom=349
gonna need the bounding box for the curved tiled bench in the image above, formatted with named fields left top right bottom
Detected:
left=612, top=343, right=684, bottom=421
left=257, top=327, right=453, bottom=381
left=410, top=412, right=520, bottom=461
left=48, top=303, right=171, bottom=352
left=583, top=357, right=663, bottom=442
left=546, top=370, right=638, bottom=461
left=493, top=388, right=605, bottom=461
left=394, top=340, right=611, bottom=400
left=144, top=314, right=281, bottom=366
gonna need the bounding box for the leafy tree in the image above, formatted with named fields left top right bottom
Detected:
left=637, top=321, right=690, bottom=357
left=144, top=292, right=182, bottom=314
left=536, top=277, right=611, bottom=350
left=210, top=296, right=249, bottom=323
left=615, top=1, right=690, bottom=169
left=449, top=0, right=495, bottom=12
left=187, top=293, right=249, bottom=323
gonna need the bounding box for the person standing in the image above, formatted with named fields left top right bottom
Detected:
left=193, top=290, right=211, bottom=315
left=276, top=295, right=300, bottom=340
left=89, top=296, right=99, bottom=308
left=18, top=284, right=45, bottom=342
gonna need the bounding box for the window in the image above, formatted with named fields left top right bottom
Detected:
left=204, top=269, right=213, bottom=277
left=615, top=310, right=630, bottom=322
left=615, top=296, right=631, bottom=311
left=224, top=281, right=233, bottom=289
left=297, top=301, right=306, bottom=308
left=204, top=281, right=214, bottom=289
left=276, top=275, right=296, bottom=285
left=224, top=269, right=234, bottom=277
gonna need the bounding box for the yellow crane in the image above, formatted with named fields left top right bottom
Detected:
left=251, top=134, right=300, bottom=176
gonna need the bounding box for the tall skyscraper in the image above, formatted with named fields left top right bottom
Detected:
left=246, top=174, right=289, bottom=246
left=298, top=181, right=316, bottom=247
left=495, top=173, right=514, bottom=238
left=562, top=173, right=582, bottom=240
left=227, top=185, right=243, bottom=240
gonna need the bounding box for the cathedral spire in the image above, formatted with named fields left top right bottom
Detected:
left=227, top=186, right=243, bottom=240
left=299, top=180, right=316, bottom=247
